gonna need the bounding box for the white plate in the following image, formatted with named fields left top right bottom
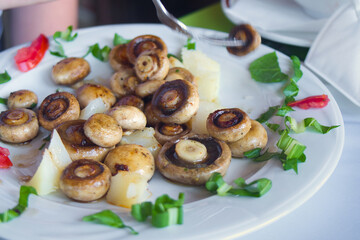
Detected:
left=0, top=24, right=344, bottom=239
left=221, top=0, right=328, bottom=47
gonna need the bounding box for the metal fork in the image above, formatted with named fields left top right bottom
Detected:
left=152, top=0, right=244, bottom=47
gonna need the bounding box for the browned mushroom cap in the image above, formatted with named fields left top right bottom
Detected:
left=144, top=102, right=160, bottom=127
left=154, top=122, right=191, bottom=145
left=134, top=49, right=170, bottom=82
left=76, top=83, right=116, bottom=109
left=109, top=69, right=140, bottom=98
left=151, top=79, right=199, bottom=124
left=52, top=57, right=91, bottom=85
left=165, top=67, right=195, bottom=84
left=84, top=113, right=122, bottom=148
left=107, top=105, right=146, bottom=131
left=7, top=90, right=38, bottom=110
left=206, top=108, right=251, bottom=142
left=38, top=92, right=80, bottom=131
left=56, top=120, right=112, bottom=162
left=229, top=120, right=268, bottom=158
left=156, top=133, right=231, bottom=185
left=127, top=35, right=168, bottom=64
left=226, top=24, right=261, bottom=56
left=114, top=95, right=144, bottom=111
left=0, top=108, right=39, bottom=143
left=108, top=44, right=133, bottom=71
left=104, top=144, right=155, bottom=181
left=59, top=159, right=111, bottom=202
left=135, top=79, right=165, bottom=98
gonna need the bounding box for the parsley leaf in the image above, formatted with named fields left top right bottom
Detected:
left=0, top=71, right=11, bottom=84
left=84, top=43, right=111, bottom=62
left=184, top=38, right=196, bottom=50
left=113, top=33, right=131, bottom=46
left=0, top=97, right=7, bottom=105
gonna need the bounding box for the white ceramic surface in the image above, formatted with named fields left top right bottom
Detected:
left=294, top=0, right=351, bottom=18
left=0, top=24, right=344, bottom=239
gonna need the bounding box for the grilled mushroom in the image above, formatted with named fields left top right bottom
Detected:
left=56, top=120, right=112, bottom=162
left=154, top=122, right=191, bottom=145
left=114, top=95, right=144, bottom=111
left=151, top=79, right=199, bottom=124
left=109, top=69, right=140, bottom=98
left=127, top=35, right=167, bottom=64
left=156, top=133, right=231, bottom=185
left=135, top=79, right=165, bottom=98
left=76, top=83, right=116, bottom=109
left=228, top=120, right=268, bottom=158
left=59, top=159, right=111, bottom=202
left=226, top=24, right=261, bottom=56
left=108, top=43, right=133, bottom=71
left=107, top=105, right=146, bottom=131
left=52, top=57, right=91, bottom=85
left=38, top=92, right=80, bottom=131
left=84, top=113, right=122, bottom=147
left=206, top=108, right=251, bottom=142
left=134, top=49, right=170, bottom=82
left=0, top=108, right=39, bottom=143
left=7, top=90, right=38, bottom=110
left=165, top=67, right=194, bottom=84
left=144, top=102, right=160, bottom=127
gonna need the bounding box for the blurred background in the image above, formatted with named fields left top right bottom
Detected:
left=0, top=0, right=218, bottom=49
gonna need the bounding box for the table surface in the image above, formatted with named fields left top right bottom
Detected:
left=180, top=3, right=360, bottom=240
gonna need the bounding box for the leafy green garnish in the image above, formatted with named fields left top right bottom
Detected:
left=249, top=52, right=288, bottom=83
left=50, top=25, right=78, bottom=58
left=0, top=186, right=37, bottom=223
left=113, top=33, right=131, bottom=46
left=205, top=173, right=272, bottom=197
left=82, top=210, right=138, bottom=235
left=131, top=193, right=184, bottom=228
left=265, top=122, right=280, bottom=132
left=285, top=116, right=340, bottom=134
left=0, top=71, right=11, bottom=84
left=0, top=97, right=7, bottom=105
left=184, top=38, right=196, bottom=50
left=84, top=43, right=111, bottom=62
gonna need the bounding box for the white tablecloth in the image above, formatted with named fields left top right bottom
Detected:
left=241, top=83, right=360, bottom=239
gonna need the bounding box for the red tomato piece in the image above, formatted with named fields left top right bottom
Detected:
left=0, top=147, right=12, bottom=169
left=287, top=94, right=330, bottom=110
left=14, top=34, right=49, bottom=72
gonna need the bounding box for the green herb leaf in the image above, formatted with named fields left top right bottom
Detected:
left=249, top=52, right=288, bottom=83
left=53, top=25, right=78, bottom=42
left=131, top=201, right=152, bottom=222
left=0, top=71, right=11, bottom=84
left=285, top=116, right=340, bottom=134
left=243, top=148, right=262, bottom=158
left=0, top=97, right=7, bottom=105
left=276, top=105, right=294, bottom=117
left=265, top=122, right=280, bottom=132
left=290, top=55, right=302, bottom=83
left=206, top=173, right=272, bottom=198
left=0, top=186, right=37, bottom=223
left=113, top=33, right=131, bottom=46
left=84, top=43, right=111, bottom=62
left=82, top=210, right=138, bottom=235
left=184, top=38, right=196, bottom=50
left=256, top=105, right=279, bottom=123
left=167, top=53, right=182, bottom=62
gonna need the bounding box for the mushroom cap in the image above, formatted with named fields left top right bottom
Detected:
left=154, top=122, right=191, bottom=145
left=76, top=83, right=116, bottom=109
left=109, top=69, right=140, bottom=98
left=108, top=44, right=133, bottom=71
left=60, top=159, right=111, bottom=202
left=229, top=120, right=268, bottom=158
left=151, top=79, right=199, bottom=124
left=0, top=108, right=39, bottom=143
left=156, top=133, right=231, bottom=185
left=134, top=49, right=170, bottom=82
left=107, top=105, right=146, bottom=130
left=114, top=95, right=145, bottom=111
left=165, top=67, right=195, bottom=84
left=52, top=57, right=91, bottom=85
left=226, top=24, right=261, bottom=56
left=144, top=102, right=160, bottom=127
left=127, top=34, right=168, bottom=64
left=135, top=79, right=165, bottom=98
left=84, top=113, right=123, bottom=147
left=206, top=108, right=251, bottom=142
left=56, top=119, right=112, bottom=162
left=7, top=90, right=38, bottom=110
left=38, top=92, right=80, bottom=131
left=104, top=144, right=155, bottom=181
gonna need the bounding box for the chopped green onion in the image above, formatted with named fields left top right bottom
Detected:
left=0, top=186, right=37, bottom=223
left=205, top=173, right=272, bottom=198
left=0, top=97, right=7, bottom=105
left=0, top=71, right=11, bottom=84
left=184, top=38, right=196, bottom=50
left=84, top=43, right=111, bottom=62
left=256, top=106, right=279, bottom=123
left=243, top=148, right=262, bottom=158
left=265, top=122, right=280, bottom=132
left=285, top=116, right=340, bottom=134
left=131, top=193, right=184, bottom=228
left=113, top=33, right=131, bottom=46
left=82, top=210, right=138, bottom=235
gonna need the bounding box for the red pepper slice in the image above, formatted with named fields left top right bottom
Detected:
left=14, top=34, right=49, bottom=72
left=287, top=94, right=330, bottom=110
left=0, top=146, right=12, bottom=169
